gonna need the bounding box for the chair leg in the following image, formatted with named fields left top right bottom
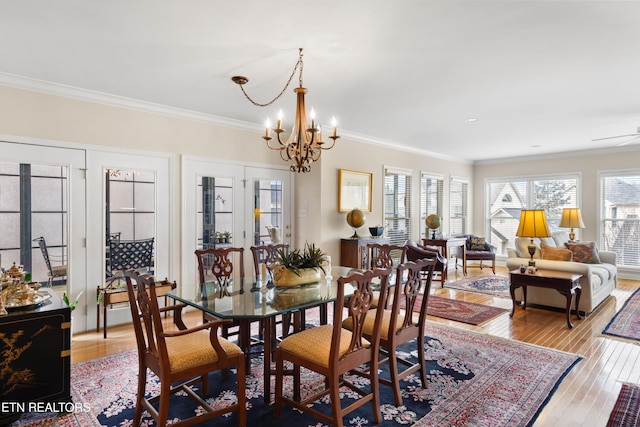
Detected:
left=236, top=357, right=247, bottom=427
left=157, top=378, right=171, bottom=427
left=417, top=335, right=428, bottom=388
left=388, top=348, right=402, bottom=406
left=133, top=364, right=147, bottom=427
left=274, top=351, right=284, bottom=418
left=370, top=356, right=383, bottom=424
left=328, top=374, right=344, bottom=427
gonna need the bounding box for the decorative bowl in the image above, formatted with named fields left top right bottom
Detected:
left=369, top=226, right=384, bottom=237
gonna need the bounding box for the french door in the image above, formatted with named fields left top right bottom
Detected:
left=0, top=140, right=87, bottom=332
left=182, top=157, right=292, bottom=301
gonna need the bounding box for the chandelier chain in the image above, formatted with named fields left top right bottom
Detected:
left=238, top=49, right=304, bottom=108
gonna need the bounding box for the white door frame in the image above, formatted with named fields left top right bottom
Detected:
left=0, top=138, right=87, bottom=332
left=181, top=156, right=293, bottom=302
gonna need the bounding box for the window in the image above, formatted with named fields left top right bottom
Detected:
left=420, top=173, right=443, bottom=238
left=486, top=174, right=579, bottom=255
left=384, top=167, right=412, bottom=245
left=449, top=177, right=469, bottom=236
left=600, top=172, right=640, bottom=267
left=0, top=162, right=67, bottom=285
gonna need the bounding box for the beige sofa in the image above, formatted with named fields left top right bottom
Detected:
left=506, top=231, right=617, bottom=314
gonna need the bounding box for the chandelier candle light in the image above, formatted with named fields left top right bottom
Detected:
left=232, top=48, right=339, bottom=173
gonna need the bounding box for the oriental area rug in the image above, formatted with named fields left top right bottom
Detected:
left=400, top=294, right=509, bottom=325
left=444, top=273, right=511, bottom=298
left=12, top=322, right=580, bottom=427
left=607, top=382, right=640, bottom=427
left=603, top=288, right=640, bottom=343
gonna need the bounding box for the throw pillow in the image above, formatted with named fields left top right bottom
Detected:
left=515, top=237, right=541, bottom=259
left=564, top=241, right=601, bottom=264
left=540, top=242, right=572, bottom=261
left=468, top=236, right=487, bottom=251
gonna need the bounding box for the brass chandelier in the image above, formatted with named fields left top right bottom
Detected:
left=232, top=48, right=339, bottom=173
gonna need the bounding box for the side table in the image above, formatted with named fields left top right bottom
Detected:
left=509, top=269, right=583, bottom=329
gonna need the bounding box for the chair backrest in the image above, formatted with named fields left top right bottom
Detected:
left=390, top=258, right=436, bottom=332
left=195, top=247, right=244, bottom=287
left=250, top=243, right=289, bottom=275
left=366, top=243, right=407, bottom=270
left=108, top=238, right=154, bottom=277
left=333, top=268, right=391, bottom=369
left=33, top=236, right=53, bottom=276
left=405, top=243, right=446, bottom=269
left=124, top=270, right=169, bottom=363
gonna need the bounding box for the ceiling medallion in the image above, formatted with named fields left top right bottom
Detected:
left=232, top=48, right=339, bottom=173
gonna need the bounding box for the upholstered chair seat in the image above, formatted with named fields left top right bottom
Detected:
left=164, top=330, right=244, bottom=373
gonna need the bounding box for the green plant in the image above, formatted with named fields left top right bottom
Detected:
left=276, top=242, right=326, bottom=277
left=63, top=291, right=84, bottom=312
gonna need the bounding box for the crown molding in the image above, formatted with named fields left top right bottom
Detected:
left=0, top=71, right=260, bottom=132
left=474, top=143, right=640, bottom=165
left=0, top=71, right=471, bottom=164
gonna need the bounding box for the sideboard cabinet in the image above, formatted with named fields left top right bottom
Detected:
left=340, top=237, right=390, bottom=269
left=0, top=288, right=71, bottom=423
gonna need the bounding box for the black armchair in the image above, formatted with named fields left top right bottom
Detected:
left=455, top=234, right=496, bottom=275
left=405, top=240, right=448, bottom=286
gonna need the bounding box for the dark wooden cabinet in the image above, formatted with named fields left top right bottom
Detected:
left=340, top=237, right=390, bottom=269
left=0, top=288, right=71, bottom=424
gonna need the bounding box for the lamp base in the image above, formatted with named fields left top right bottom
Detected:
left=568, top=228, right=576, bottom=241
left=528, top=258, right=536, bottom=267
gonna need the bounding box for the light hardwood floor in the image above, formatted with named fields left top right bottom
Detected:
left=71, top=266, right=640, bottom=427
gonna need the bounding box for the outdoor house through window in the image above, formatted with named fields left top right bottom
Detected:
left=600, top=171, right=640, bottom=267
left=486, top=174, right=580, bottom=255
left=0, top=162, right=67, bottom=287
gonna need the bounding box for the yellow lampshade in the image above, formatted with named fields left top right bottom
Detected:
left=559, top=208, right=585, bottom=229
left=515, top=209, right=551, bottom=238
left=559, top=208, right=585, bottom=241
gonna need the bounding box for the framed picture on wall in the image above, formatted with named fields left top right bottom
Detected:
left=338, top=169, right=372, bottom=212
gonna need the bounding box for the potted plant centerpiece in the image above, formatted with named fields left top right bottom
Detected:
left=272, top=243, right=327, bottom=287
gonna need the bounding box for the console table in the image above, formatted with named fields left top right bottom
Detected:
left=0, top=288, right=71, bottom=424
left=422, top=236, right=467, bottom=282
left=509, top=269, right=583, bottom=329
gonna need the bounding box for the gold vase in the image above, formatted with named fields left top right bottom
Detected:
left=272, top=265, right=322, bottom=287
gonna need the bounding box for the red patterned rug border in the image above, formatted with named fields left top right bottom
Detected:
left=607, top=382, right=640, bottom=427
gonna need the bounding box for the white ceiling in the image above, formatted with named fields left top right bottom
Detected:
left=1, top=0, right=640, bottom=162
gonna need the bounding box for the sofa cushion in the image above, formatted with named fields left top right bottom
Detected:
left=565, top=241, right=601, bottom=264
left=552, top=230, right=570, bottom=247
left=515, top=237, right=541, bottom=259
left=540, top=236, right=557, bottom=247
left=468, top=236, right=487, bottom=251
left=540, top=242, right=572, bottom=261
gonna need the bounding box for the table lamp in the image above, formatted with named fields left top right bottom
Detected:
left=559, top=208, right=585, bottom=241
left=515, top=209, right=551, bottom=267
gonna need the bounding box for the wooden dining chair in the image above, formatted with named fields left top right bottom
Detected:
left=344, top=258, right=436, bottom=406
left=366, top=242, right=407, bottom=270
left=124, top=270, right=246, bottom=427
left=250, top=244, right=294, bottom=340
left=365, top=243, right=406, bottom=308
left=274, top=268, right=391, bottom=427
left=195, top=247, right=261, bottom=366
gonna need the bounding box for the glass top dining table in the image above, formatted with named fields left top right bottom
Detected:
left=167, top=265, right=359, bottom=404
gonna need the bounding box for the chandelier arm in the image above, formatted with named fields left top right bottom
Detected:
left=234, top=49, right=304, bottom=108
